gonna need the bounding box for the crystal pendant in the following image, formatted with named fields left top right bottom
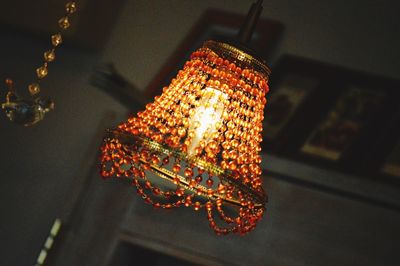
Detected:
left=36, top=65, right=49, bottom=79
left=44, top=50, right=56, bottom=62
left=51, top=34, right=63, bottom=46
left=58, top=17, right=70, bottom=30
left=66, top=2, right=77, bottom=14
left=2, top=92, right=54, bottom=126
left=28, top=83, right=41, bottom=96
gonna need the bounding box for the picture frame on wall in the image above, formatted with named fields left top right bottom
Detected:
left=299, top=72, right=400, bottom=175
left=264, top=55, right=400, bottom=177
left=145, top=8, right=283, bottom=98
left=300, top=87, right=386, bottom=161
left=262, top=55, right=337, bottom=153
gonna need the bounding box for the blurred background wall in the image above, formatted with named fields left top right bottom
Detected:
left=0, top=0, right=399, bottom=265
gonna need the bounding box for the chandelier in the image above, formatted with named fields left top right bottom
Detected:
left=2, top=2, right=77, bottom=126
left=100, top=0, right=270, bottom=235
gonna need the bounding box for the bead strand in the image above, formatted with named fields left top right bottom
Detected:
left=28, top=2, right=77, bottom=97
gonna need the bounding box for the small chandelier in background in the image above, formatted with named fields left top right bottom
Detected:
left=100, top=0, right=270, bottom=235
left=1, top=2, right=77, bottom=126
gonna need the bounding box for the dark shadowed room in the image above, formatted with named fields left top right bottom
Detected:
left=1, top=0, right=400, bottom=265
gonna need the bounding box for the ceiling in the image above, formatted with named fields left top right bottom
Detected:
left=0, top=0, right=124, bottom=51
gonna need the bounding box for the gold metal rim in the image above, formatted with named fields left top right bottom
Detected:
left=107, top=129, right=267, bottom=208
left=203, top=40, right=271, bottom=78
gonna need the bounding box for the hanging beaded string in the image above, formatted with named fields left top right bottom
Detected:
left=28, top=1, right=77, bottom=97
left=1, top=1, right=77, bottom=126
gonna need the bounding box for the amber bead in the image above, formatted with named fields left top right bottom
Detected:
left=151, top=155, right=160, bottom=165
left=36, top=66, right=48, bottom=79
left=194, top=202, right=201, bottom=211
left=162, top=157, right=170, bottom=165
left=229, top=150, right=238, bottom=160
left=58, top=17, right=70, bottom=30
left=184, top=195, right=192, bottom=207
left=195, top=175, right=202, bottom=183
left=66, top=2, right=77, bottom=14
left=172, top=164, right=181, bottom=173
left=239, top=165, right=249, bottom=175
left=228, top=161, right=237, bottom=171
left=176, top=187, right=185, bottom=197
left=194, top=147, right=202, bottom=156
left=216, top=198, right=223, bottom=207
left=217, top=184, right=226, bottom=194
left=222, top=150, right=229, bottom=160
left=184, top=168, right=194, bottom=178
left=195, top=188, right=203, bottom=195
left=44, top=50, right=56, bottom=62
left=142, top=163, right=151, bottom=171
left=207, top=141, right=218, bottom=151
left=177, top=127, right=186, bottom=137
left=231, top=139, right=239, bottom=148
left=173, top=177, right=180, bottom=185
left=222, top=142, right=230, bottom=150
left=28, top=83, right=40, bottom=96
left=189, top=179, right=197, bottom=188
left=51, top=34, right=62, bottom=46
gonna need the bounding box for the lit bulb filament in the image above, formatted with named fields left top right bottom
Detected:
left=187, top=87, right=227, bottom=156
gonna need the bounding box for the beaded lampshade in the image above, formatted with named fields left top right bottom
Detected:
left=100, top=40, right=270, bottom=235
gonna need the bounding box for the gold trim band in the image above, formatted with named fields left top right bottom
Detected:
left=203, top=40, right=271, bottom=78
left=106, top=129, right=267, bottom=207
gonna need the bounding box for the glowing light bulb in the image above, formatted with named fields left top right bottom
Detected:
left=187, top=87, right=227, bottom=156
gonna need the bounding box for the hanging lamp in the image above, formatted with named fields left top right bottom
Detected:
left=100, top=0, right=270, bottom=235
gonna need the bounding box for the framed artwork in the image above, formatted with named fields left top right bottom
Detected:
left=145, top=8, right=283, bottom=98
left=263, top=55, right=400, bottom=177
left=301, top=87, right=386, bottom=161
left=262, top=55, right=336, bottom=153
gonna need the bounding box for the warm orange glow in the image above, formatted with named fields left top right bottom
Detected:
left=100, top=40, right=270, bottom=235
left=187, top=87, right=227, bottom=157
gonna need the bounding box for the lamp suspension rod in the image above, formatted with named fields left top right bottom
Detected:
left=237, top=0, right=264, bottom=44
